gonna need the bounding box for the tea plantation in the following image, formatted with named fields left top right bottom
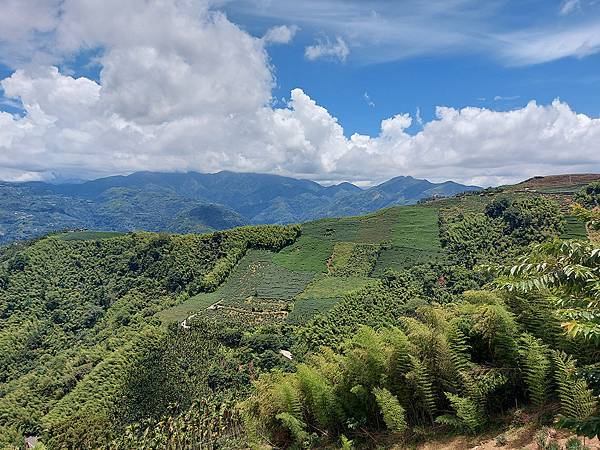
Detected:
left=161, top=204, right=445, bottom=325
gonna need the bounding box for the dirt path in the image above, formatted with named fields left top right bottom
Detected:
left=180, top=314, right=197, bottom=329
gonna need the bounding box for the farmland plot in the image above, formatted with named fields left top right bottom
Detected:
left=160, top=248, right=314, bottom=322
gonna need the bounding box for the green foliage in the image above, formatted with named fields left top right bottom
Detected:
left=558, top=415, right=600, bottom=440
left=490, top=239, right=600, bottom=341
left=108, top=398, right=244, bottom=449
left=562, top=215, right=588, bottom=240
left=373, top=387, right=407, bottom=433
left=441, top=195, right=564, bottom=267
left=295, top=272, right=423, bottom=352
left=518, top=334, right=551, bottom=407
left=329, top=242, right=379, bottom=277
left=441, top=213, right=509, bottom=268
left=276, top=412, right=311, bottom=448
left=565, top=436, right=586, bottom=450
left=161, top=249, right=314, bottom=323
left=502, top=197, right=564, bottom=245
left=436, top=392, right=483, bottom=433
left=0, top=224, right=299, bottom=447
left=339, top=434, right=354, bottom=450
left=553, top=351, right=597, bottom=421
left=572, top=204, right=600, bottom=235
left=0, top=192, right=593, bottom=449
left=273, top=235, right=334, bottom=273
left=574, top=182, right=600, bottom=209
left=0, top=425, right=23, bottom=449
left=372, top=245, right=446, bottom=275
left=244, top=294, right=547, bottom=445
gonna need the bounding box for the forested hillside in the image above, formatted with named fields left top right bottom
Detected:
left=0, top=171, right=481, bottom=244
left=0, top=180, right=599, bottom=449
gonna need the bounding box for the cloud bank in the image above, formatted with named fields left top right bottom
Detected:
left=0, top=0, right=599, bottom=186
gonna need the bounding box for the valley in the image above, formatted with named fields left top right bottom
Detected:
left=0, top=175, right=598, bottom=449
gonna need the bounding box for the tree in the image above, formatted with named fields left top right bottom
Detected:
left=490, top=239, right=600, bottom=341
left=501, top=197, right=564, bottom=245
left=574, top=182, right=600, bottom=209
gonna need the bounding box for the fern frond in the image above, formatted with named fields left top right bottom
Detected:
left=373, top=387, right=408, bottom=433
left=552, top=350, right=597, bottom=420
left=276, top=412, right=309, bottom=446
left=406, top=356, right=437, bottom=421
left=518, top=334, right=551, bottom=407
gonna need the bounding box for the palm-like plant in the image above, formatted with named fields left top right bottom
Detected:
left=488, top=239, right=600, bottom=341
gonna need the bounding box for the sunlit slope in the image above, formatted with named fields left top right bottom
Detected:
left=161, top=205, right=443, bottom=324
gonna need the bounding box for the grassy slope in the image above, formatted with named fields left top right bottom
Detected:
left=163, top=205, right=444, bottom=324
left=562, top=215, right=588, bottom=239
left=158, top=180, right=593, bottom=327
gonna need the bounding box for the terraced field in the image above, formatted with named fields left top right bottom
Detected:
left=159, top=249, right=315, bottom=323
left=562, top=215, right=588, bottom=240
left=329, top=242, right=380, bottom=276
left=159, top=205, right=446, bottom=325
left=371, top=245, right=446, bottom=276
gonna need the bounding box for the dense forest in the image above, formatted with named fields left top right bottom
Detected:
left=0, top=180, right=599, bottom=449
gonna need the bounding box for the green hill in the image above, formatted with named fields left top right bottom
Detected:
left=0, top=179, right=597, bottom=449
left=0, top=171, right=480, bottom=244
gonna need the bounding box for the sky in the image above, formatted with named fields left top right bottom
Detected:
left=0, top=0, right=599, bottom=186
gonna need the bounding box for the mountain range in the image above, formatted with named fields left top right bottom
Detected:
left=0, top=171, right=480, bottom=243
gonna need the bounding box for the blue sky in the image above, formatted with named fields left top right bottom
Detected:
left=0, top=0, right=599, bottom=186
left=265, top=47, right=600, bottom=137
left=223, top=0, right=600, bottom=135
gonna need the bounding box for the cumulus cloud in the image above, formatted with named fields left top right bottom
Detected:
left=0, top=0, right=599, bottom=187
left=305, top=36, right=349, bottom=62
left=262, top=25, right=298, bottom=45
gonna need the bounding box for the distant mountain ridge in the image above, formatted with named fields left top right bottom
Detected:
left=0, top=171, right=481, bottom=243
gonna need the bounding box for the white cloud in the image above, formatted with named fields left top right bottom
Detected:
left=262, top=25, right=298, bottom=45
left=0, top=0, right=599, bottom=187
left=227, top=0, right=600, bottom=66
left=500, top=23, right=600, bottom=65
left=0, top=0, right=62, bottom=66
left=560, top=0, right=581, bottom=15
left=494, top=95, right=520, bottom=101
left=363, top=92, right=375, bottom=108
left=305, top=36, right=349, bottom=61
left=415, top=107, right=424, bottom=127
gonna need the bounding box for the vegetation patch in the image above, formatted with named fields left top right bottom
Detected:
left=390, top=206, right=442, bottom=250
left=286, top=297, right=342, bottom=325
left=372, top=245, right=446, bottom=276
left=296, top=274, right=377, bottom=300
left=561, top=215, right=588, bottom=240
left=155, top=291, right=219, bottom=322
left=288, top=275, right=377, bottom=324
left=162, top=249, right=314, bottom=323
left=329, top=242, right=380, bottom=276
left=55, top=230, right=127, bottom=241
left=272, top=235, right=333, bottom=273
